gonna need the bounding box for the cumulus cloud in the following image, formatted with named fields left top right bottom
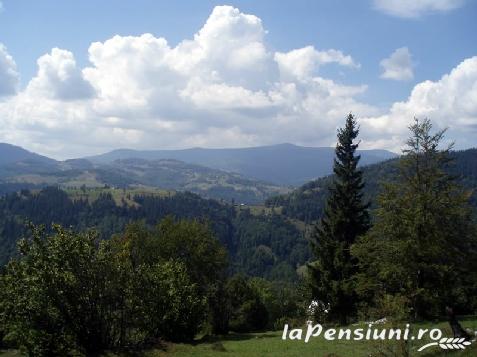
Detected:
left=275, top=46, right=359, bottom=80
left=0, top=44, right=19, bottom=97
left=0, top=5, right=366, bottom=158
left=363, top=56, right=477, bottom=151
left=27, top=48, right=95, bottom=100
left=0, top=5, right=475, bottom=159
left=380, top=47, right=414, bottom=81
left=373, top=0, right=465, bottom=18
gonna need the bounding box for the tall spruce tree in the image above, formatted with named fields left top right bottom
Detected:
left=308, top=114, right=370, bottom=324
left=352, top=118, right=477, bottom=320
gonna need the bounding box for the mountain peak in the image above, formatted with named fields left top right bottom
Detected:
left=0, top=143, right=57, bottom=166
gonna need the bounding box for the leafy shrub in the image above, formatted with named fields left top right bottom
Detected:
left=226, top=275, right=268, bottom=332
left=0, top=219, right=218, bottom=355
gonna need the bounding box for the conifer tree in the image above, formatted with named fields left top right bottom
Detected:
left=352, top=118, right=477, bottom=319
left=308, top=113, right=370, bottom=324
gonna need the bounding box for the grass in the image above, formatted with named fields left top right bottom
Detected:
left=1, top=319, right=476, bottom=357
left=156, top=319, right=477, bottom=357
left=64, top=186, right=173, bottom=206
left=106, top=318, right=477, bottom=357
left=239, top=205, right=282, bottom=216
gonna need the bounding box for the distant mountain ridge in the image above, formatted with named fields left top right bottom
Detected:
left=0, top=142, right=397, bottom=203
left=0, top=143, right=288, bottom=203
left=0, top=143, right=56, bottom=166
left=86, top=143, right=398, bottom=185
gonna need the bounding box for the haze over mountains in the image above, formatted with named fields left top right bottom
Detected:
left=86, top=143, right=397, bottom=185
left=0, top=142, right=397, bottom=203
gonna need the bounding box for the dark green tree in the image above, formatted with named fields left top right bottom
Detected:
left=308, top=113, right=370, bottom=324
left=352, top=118, right=477, bottom=319
left=225, top=275, right=268, bottom=332
left=113, top=217, right=228, bottom=335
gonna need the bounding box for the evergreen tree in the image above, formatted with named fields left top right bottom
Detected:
left=308, top=114, right=370, bottom=324
left=352, top=118, right=477, bottom=319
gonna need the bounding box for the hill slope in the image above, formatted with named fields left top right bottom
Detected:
left=0, top=142, right=397, bottom=203
left=266, top=148, right=477, bottom=222
left=0, top=187, right=308, bottom=281
left=0, top=143, right=289, bottom=204
left=86, top=143, right=397, bottom=186
left=0, top=143, right=57, bottom=166
left=102, top=158, right=290, bottom=203
left=0, top=143, right=60, bottom=177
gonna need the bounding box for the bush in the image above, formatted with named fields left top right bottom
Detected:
left=250, top=277, right=308, bottom=329
left=132, top=261, right=206, bottom=342
left=226, top=275, right=268, bottom=332
left=0, top=225, right=105, bottom=355
left=0, top=220, right=216, bottom=355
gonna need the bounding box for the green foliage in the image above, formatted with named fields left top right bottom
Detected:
left=352, top=118, right=477, bottom=320
left=308, top=114, right=370, bottom=324
left=225, top=275, right=268, bottom=332
left=112, top=218, right=228, bottom=288
left=0, top=218, right=221, bottom=355
left=112, top=218, right=228, bottom=336
left=0, top=225, right=108, bottom=355
left=0, top=187, right=308, bottom=281
left=232, top=209, right=309, bottom=281
left=130, top=261, right=206, bottom=342
left=249, top=277, right=308, bottom=330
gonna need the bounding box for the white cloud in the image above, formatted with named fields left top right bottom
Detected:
left=180, top=79, right=274, bottom=110
left=27, top=48, right=95, bottom=100
left=373, top=0, right=465, bottom=18
left=0, top=44, right=19, bottom=97
left=275, top=46, right=359, bottom=80
left=0, top=5, right=475, bottom=159
left=380, top=47, right=414, bottom=81
left=0, top=5, right=365, bottom=158
left=363, top=56, right=477, bottom=151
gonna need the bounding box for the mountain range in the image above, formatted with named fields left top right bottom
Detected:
left=86, top=143, right=397, bottom=185
left=0, top=142, right=397, bottom=203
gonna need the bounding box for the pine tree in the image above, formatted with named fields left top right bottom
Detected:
left=308, top=113, right=370, bottom=325
left=352, top=118, right=477, bottom=319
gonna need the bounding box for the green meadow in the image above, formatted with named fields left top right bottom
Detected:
left=6, top=319, right=473, bottom=357
left=160, top=319, right=477, bottom=357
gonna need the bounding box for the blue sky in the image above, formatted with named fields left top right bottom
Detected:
left=0, top=0, right=476, bottom=158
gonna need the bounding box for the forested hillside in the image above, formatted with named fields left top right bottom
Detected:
left=0, top=187, right=309, bottom=280
left=266, top=148, right=477, bottom=222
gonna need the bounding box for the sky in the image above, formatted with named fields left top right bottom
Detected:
left=0, top=0, right=476, bottom=159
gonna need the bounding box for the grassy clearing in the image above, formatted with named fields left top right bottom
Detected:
left=142, top=318, right=477, bottom=357
left=1, top=319, right=476, bottom=356
left=238, top=205, right=282, bottom=216
left=65, top=186, right=173, bottom=206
